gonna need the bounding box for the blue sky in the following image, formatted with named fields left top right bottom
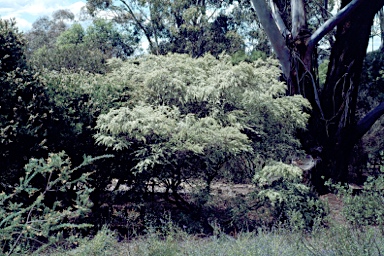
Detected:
left=0, top=0, right=86, bottom=32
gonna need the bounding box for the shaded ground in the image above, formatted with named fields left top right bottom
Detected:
left=320, top=193, right=346, bottom=224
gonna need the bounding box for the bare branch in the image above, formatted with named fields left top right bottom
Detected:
left=250, top=0, right=291, bottom=80
left=305, top=0, right=365, bottom=58
left=119, top=0, right=158, bottom=53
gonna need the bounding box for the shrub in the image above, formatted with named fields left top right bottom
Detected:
left=0, top=18, right=52, bottom=187
left=0, top=152, right=111, bottom=254
left=94, top=54, right=310, bottom=197
left=253, top=162, right=327, bottom=229
left=330, top=164, right=384, bottom=226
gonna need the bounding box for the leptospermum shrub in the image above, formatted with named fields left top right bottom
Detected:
left=94, top=54, right=310, bottom=197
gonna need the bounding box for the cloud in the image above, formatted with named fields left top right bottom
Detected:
left=0, top=0, right=86, bottom=31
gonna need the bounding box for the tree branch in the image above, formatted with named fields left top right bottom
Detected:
left=305, top=0, right=365, bottom=59
left=269, top=0, right=290, bottom=38
left=355, top=102, right=384, bottom=140
left=119, top=0, right=158, bottom=53
left=250, top=0, right=291, bottom=80
left=291, top=0, right=306, bottom=39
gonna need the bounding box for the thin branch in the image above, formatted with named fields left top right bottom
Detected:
left=305, top=0, right=365, bottom=58
left=293, top=52, right=324, bottom=118
left=119, top=0, right=158, bottom=53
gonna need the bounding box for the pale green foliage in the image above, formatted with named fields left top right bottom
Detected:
left=254, top=162, right=326, bottom=229
left=254, top=161, right=303, bottom=187
left=0, top=152, right=111, bottom=254
left=95, top=54, right=310, bottom=191
left=96, top=105, right=252, bottom=174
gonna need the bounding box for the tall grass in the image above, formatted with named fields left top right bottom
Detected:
left=45, top=223, right=384, bottom=256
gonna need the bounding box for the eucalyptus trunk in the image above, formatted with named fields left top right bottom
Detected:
left=251, top=0, right=384, bottom=190
left=315, top=0, right=383, bottom=185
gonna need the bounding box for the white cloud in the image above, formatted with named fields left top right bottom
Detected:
left=0, top=0, right=86, bottom=31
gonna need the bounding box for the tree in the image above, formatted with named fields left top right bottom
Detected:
left=85, top=0, right=247, bottom=57
left=28, top=17, right=138, bottom=73
left=25, top=9, right=75, bottom=57
left=0, top=18, right=51, bottom=187
left=250, top=0, right=384, bottom=189
left=83, top=18, right=138, bottom=59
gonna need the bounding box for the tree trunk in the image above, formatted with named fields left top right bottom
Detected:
left=251, top=0, right=384, bottom=192
left=311, top=0, right=384, bottom=187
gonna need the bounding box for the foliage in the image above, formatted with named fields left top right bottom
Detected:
left=48, top=226, right=119, bottom=256
left=94, top=54, right=310, bottom=195
left=83, top=18, right=139, bottom=59
left=47, top=223, right=384, bottom=256
left=38, top=66, right=135, bottom=193
left=0, top=18, right=27, bottom=72
left=25, top=10, right=75, bottom=55
left=27, top=14, right=139, bottom=73
left=230, top=49, right=267, bottom=65
left=0, top=18, right=51, bottom=186
left=0, top=152, right=107, bottom=255
left=31, top=44, right=107, bottom=73
left=253, top=162, right=327, bottom=229
left=330, top=163, right=384, bottom=226
left=85, top=0, right=254, bottom=57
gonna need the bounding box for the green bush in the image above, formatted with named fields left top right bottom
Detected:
left=30, top=44, right=107, bottom=73
left=94, top=54, right=310, bottom=197
left=331, top=165, right=384, bottom=226
left=253, top=162, right=327, bottom=229
left=0, top=18, right=52, bottom=186
left=0, top=152, right=110, bottom=254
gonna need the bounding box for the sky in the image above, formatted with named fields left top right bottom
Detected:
left=0, top=0, right=86, bottom=32
left=0, top=0, right=380, bottom=50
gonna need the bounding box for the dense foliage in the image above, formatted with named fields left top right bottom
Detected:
left=2, top=1, right=384, bottom=249
left=94, top=54, right=310, bottom=194
left=85, top=0, right=268, bottom=56
left=0, top=19, right=51, bottom=186
left=27, top=14, right=139, bottom=73
left=0, top=152, right=103, bottom=255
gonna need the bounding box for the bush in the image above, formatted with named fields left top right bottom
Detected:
left=94, top=54, right=310, bottom=198
left=330, top=165, right=384, bottom=226
left=0, top=18, right=52, bottom=187
left=253, top=162, right=327, bottom=229
left=0, top=152, right=110, bottom=254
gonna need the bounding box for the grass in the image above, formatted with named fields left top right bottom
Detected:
left=42, top=222, right=384, bottom=256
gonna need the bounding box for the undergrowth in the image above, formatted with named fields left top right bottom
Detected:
left=44, top=222, right=384, bottom=256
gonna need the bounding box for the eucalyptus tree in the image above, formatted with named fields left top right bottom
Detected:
left=85, top=0, right=247, bottom=56
left=28, top=17, right=138, bottom=73
left=25, top=9, right=75, bottom=56
left=250, top=0, right=384, bottom=188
